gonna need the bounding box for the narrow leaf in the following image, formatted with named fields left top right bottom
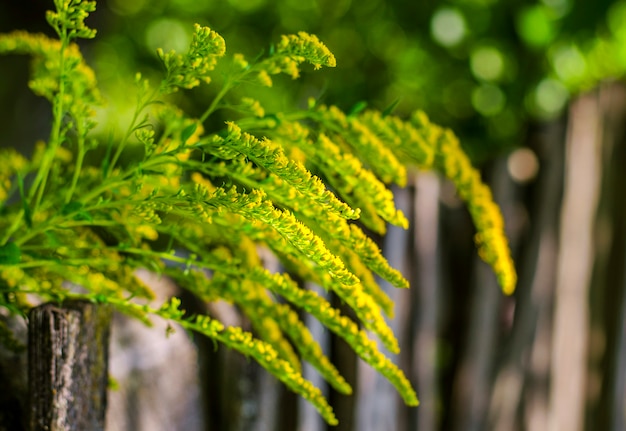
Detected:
left=61, top=201, right=93, bottom=221
left=382, top=98, right=401, bottom=117
left=181, top=123, right=198, bottom=144
left=348, top=100, right=368, bottom=117
left=17, top=174, right=32, bottom=228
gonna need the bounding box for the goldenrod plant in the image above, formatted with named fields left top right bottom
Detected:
left=0, top=0, right=516, bottom=424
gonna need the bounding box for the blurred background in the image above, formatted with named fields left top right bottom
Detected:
left=1, top=0, right=626, bottom=430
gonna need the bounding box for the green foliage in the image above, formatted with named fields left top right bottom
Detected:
left=547, top=0, right=626, bottom=93
left=0, top=0, right=517, bottom=424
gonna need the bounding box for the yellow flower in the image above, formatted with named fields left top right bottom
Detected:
left=257, top=70, right=273, bottom=87
left=135, top=225, right=159, bottom=241
left=241, top=97, right=265, bottom=117
left=276, top=32, right=336, bottom=69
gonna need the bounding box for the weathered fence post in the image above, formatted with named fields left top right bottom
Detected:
left=28, top=300, right=111, bottom=431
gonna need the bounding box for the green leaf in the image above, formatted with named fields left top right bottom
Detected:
left=382, top=98, right=401, bottom=117
left=101, top=133, right=115, bottom=178
left=348, top=100, right=368, bottom=117
left=16, top=174, right=32, bottom=228
left=61, top=201, right=84, bottom=215
left=61, top=201, right=93, bottom=221
left=137, top=168, right=167, bottom=176
left=0, top=242, right=21, bottom=265
left=181, top=123, right=198, bottom=144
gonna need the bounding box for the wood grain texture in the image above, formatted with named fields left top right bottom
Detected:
left=28, top=301, right=111, bottom=431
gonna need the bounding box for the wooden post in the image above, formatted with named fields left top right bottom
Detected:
left=548, top=91, right=602, bottom=431
left=28, top=300, right=111, bottom=431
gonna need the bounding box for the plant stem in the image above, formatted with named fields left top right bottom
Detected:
left=65, top=124, right=87, bottom=204
left=0, top=209, right=24, bottom=246
left=108, top=85, right=160, bottom=172
left=12, top=196, right=149, bottom=246
left=199, top=79, right=234, bottom=123
left=30, top=38, right=69, bottom=213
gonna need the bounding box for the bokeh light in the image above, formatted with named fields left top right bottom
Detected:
left=470, top=46, right=505, bottom=81
left=540, top=0, right=572, bottom=18
left=507, top=147, right=539, bottom=183
left=530, top=78, right=569, bottom=118
left=431, top=8, right=467, bottom=48
left=551, top=44, right=587, bottom=86
left=472, top=83, right=505, bottom=116
left=517, top=5, right=557, bottom=48
left=145, top=18, right=190, bottom=55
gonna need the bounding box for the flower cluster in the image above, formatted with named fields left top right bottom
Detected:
left=434, top=129, right=517, bottom=294
left=0, top=31, right=100, bottom=109
left=249, top=32, right=336, bottom=86
left=46, top=0, right=97, bottom=40
left=0, top=149, right=28, bottom=202
left=290, top=104, right=517, bottom=295
left=159, top=24, right=226, bottom=93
